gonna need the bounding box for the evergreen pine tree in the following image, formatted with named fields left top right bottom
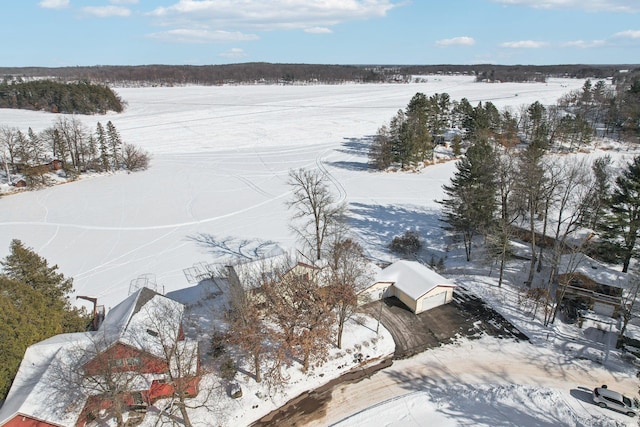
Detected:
left=1, top=239, right=73, bottom=304
left=0, top=240, right=88, bottom=401
left=106, top=120, right=122, bottom=170
left=599, top=155, right=640, bottom=272
left=96, top=121, right=110, bottom=171
left=404, top=92, right=432, bottom=164
left=439, top=137, right=498, bottom=261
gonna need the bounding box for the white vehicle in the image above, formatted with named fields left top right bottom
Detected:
left=592, top=386, right=639, bottom=417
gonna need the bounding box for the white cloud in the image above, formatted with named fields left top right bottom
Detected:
left=500, top=40, right=548, bottom=48
left=613, top=29, right=640, bottom=39
left=82, top=6, right=131, bottom=17
left=305, top=27, right=333, bottom=34
left=562, top=39, right=606, bottom=48
left=148, top=0, right=400, bottom=31
left=147, top=29, right=260, bottom=43
left=38, top=0, right=69, bottom=9
left=109, top=0, right=139, bottom=4
left=492, top=0, right=639, bottom=13
left=435, top=36, right=475, bottom=47
left=219, top=47, right=248, bottom=58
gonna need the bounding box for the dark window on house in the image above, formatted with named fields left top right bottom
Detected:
left=108, top=359, right=124, bottom=368
left=146, top=328, right=159, bottom=337
left=127, top=357, right=141, bottom=366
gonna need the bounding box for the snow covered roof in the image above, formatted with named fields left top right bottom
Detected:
left=557, top=253, right=627, bottom=289
left=227, top=248, right=328, bottom=291
left=0, top=288, right=189, bottom=427
left=98, top=287, right=185, bottom=357
left=0, top=332, right=93, bottom=427
left=376, top=260, right=456, bottom=300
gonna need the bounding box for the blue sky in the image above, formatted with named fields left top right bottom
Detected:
left=3, top=0, right=640, bottom=67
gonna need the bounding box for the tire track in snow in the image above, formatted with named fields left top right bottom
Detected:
left=73, top=227, right=184, bottom=282
left=0, top=189, right=291, bottom=232
left=234, top=174, right=275, bottom=198
left=315, top=148, right=348, bottom=204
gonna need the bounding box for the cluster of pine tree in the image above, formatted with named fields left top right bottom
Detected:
left=369, top=93, right=519, bottom=170
left=1, top=118, right=150, bottom=188
left=0, top=79, right=124, bottom=114
left=0, top=240, right=89, bottom=400
left=371, top=73, right=640, bottom=171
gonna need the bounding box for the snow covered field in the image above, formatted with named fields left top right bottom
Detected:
left=2, top=75, right=639, bottom=426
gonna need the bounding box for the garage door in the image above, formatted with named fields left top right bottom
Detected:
left=419, top=292, right=447, bottom=313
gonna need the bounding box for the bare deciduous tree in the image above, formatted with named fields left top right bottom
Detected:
left=260, top=260, right=334, bottom=373
left=121, top=142, right=151, bottom=171
left=287, top=168, right=346, bottom=261
left=485, top=148, right=519, bottom=287
left=128, top=297, right=211, bottom=427
left=226, top=260, right=274, bottom=384
left=0, top=125, right=19, bottom=178
left=545, top=159, right=592, bottom=288
left=51, top=332, right=147, bottom=427
left=617, top=270, right=640, bottom=348
left=326, top=238, right=373, bottom=348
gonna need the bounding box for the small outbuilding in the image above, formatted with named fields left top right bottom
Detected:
left=360, top=260, right=456, bottom=314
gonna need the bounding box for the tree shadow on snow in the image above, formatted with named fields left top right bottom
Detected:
left=186, top=233, right=281, bottom=261
left=348, top=202, right=448, bottom=261
left=327, top=136, right=374, bottom=172
left=379, top=372, right=579, bottom=427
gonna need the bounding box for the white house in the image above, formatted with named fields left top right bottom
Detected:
left=359, top=260, right=456, bottom=314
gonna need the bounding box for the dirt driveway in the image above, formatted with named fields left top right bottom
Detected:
left=362, top=285, right=529, bottom=359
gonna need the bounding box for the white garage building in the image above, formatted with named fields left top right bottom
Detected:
left=360, top=260, right=457, bottom=314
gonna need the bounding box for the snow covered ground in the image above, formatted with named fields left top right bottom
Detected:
left=2, top=75, right=639, bottom=426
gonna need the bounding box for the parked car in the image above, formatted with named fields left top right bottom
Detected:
left=592, top=386, right=639, bottom=417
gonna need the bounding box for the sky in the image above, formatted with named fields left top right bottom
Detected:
left=2, top=1, right=640, bottom=69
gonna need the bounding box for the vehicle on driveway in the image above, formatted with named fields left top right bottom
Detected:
left=592, top=386, right=639, bottom=417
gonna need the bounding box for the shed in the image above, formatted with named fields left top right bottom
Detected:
left=361, top=260, right=456, bottom=314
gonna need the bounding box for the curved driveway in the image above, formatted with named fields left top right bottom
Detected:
left=304, top=336, right=638, bottom=426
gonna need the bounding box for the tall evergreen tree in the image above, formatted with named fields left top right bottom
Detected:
left=527, top=101, right=550, bottom=147
left=0, top=240, right=88, bottom=401
left=2, top=239, right=73, bottom=302
left=404, top=93, right=432, bottom=163
left=514, top=142, right=548, bottom=285
left=599, top=155, right=640, bottom=272
left=582, top=155, right=613, bottom=230
left=369, top=124, right=393, bottom=170
left=439, top=137, right=498, bottom=261
left=106, top=120, right=122, bottom=170
left=388, top=109, right=408, bottom=167
left=95, top=121, right=109, bottom=172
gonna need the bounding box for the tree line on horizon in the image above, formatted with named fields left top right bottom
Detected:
left=1, top=63, right=635, bottom=87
